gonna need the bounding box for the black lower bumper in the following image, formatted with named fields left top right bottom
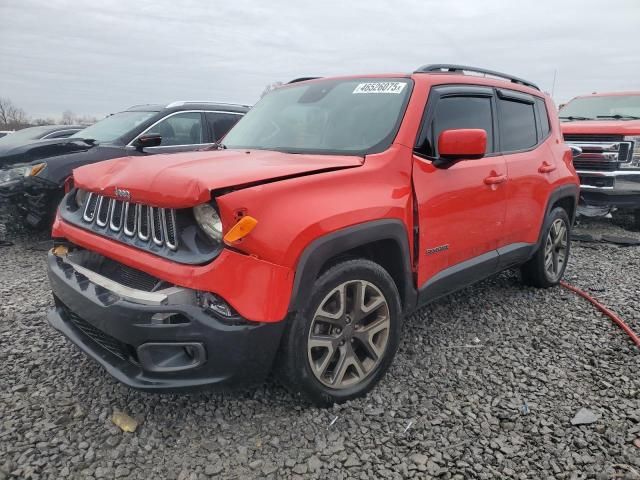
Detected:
left=580, top=190, right=640, bottom=209
left=47, top=252, right=286, bottom=391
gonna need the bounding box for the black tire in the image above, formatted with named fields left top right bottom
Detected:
left=521, top=207, right=571, bottom=288
left=276, top=259, right=402, bottom=407
left=633, top=210, right=640, bottom=231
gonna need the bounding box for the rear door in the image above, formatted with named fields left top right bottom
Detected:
left=412, top=85, right=507, bottom=289
left=497, top=90, right=553, bottom=260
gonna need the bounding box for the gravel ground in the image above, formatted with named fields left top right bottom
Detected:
left=1, top=218, right=639, bottom=480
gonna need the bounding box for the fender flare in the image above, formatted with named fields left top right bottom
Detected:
left=288, top=219, right=417, bottom=313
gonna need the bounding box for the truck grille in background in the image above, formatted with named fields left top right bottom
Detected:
left=82, top=193, right=178, bottom=250
left=563, top=134, right=632, bottom=171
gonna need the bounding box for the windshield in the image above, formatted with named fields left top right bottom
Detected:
left=0, top=126, right=54, bottom=144
left=223, top=78, right=412, bottom=154
left=71, top=111, right=156, bottom=143
left=559, top=95, right=640, bottom=120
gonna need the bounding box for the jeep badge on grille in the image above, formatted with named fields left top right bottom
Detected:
left=114, top=187, right=131, bottom=201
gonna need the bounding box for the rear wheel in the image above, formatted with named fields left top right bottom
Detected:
left=634, top=209, right=640, bottom=231
left=277, top=259, right=402, bottom=406
left=521, top=207, right=571, bottom=288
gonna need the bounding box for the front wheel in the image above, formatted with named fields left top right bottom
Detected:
left=276, top=259, right=402, bottom=406
left=521, top=207, right=571, bottom=288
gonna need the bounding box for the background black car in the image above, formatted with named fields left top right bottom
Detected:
left=0, top=124, right=84, bottom=150
left=0, top=101, right=248, bottom=228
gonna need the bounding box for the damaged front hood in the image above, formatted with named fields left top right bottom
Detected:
left=73, top=149, right=364, bottom=207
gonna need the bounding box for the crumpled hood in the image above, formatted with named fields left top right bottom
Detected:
left=561, top=119, right=640, bottom=136
left=73, top=149, right=364, bottom=207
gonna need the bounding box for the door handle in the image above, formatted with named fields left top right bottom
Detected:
left=484, top=174, right=507, bottom=185
left=538, top=161, right=556, bottom=173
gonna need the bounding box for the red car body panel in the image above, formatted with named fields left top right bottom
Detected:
left=72, top=150, right=364, bottom=208
left=51, top=215, right=294, bottom=322
left=562, top=119, right=640, bottom=136
left=55, top=73, right=578, bottom=324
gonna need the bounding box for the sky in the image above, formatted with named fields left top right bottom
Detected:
left=1, top=0, right=639, bottom=120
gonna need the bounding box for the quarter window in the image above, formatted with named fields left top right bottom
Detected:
left=432, top=96, right=494, bottom=155
left=147, top=112, right=204, bottom=146
left=498, top=99, right=537, bottom=151
left=205, top=112, right=243, bottom=141
left=536, top=98, right=551, bottom=138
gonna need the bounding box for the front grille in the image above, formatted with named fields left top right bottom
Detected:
left=564, top=135, right=633, bottom=171
left=573, top=160, right=619, bottom=171
left=62, top=304, right=138, bottom=364
left=564, top=134, right=624, bottom=142
left=82, top=193, right=178, bottom=250
left=97, top=257, right=164, bottom=292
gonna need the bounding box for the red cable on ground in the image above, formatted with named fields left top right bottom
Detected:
left=560, top=280, right=640, bottom=348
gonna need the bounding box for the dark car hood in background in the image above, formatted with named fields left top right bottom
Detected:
left=0, top=137, right=95, bottom=169
left=73, top=149, right=364, bottom=208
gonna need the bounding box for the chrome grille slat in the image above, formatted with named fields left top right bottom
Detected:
left=151, top=207, right=164, bottom=246
left=82, top=192, right=98, bottom=222
left=109, top=200, right=125, bottom=232
left=96, top=197, right=111, bottom=227
left=79, top=192, right=178, bottom=250
left=123, top=202, right=136, bottom=237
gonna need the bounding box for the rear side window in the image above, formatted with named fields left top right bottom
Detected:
left=205, top=112, right=243, bottom=141
left=432, top=96, right=494, bottom=155
left=536, top=98, right=551, bottom=138
left=498, top=99, right=537, bottom=151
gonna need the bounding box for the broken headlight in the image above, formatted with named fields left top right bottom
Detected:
left=0, top=163, right=46, bottom=186
left=193, top=203, right=223, bottom=242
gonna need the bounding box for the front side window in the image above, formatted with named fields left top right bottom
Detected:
left=559, top=95, right=640, bottom=120
left=498, top=99, right=537, bottom=151
left=432, top=96, right=494, bottom=155
left=71, top=111, right=156, bottom=143
left=222, top=78, right=412, bottom=154
left=147, top=112, right=204, bottom=146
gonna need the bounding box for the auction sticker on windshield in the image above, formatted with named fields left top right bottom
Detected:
left=353, top=82, right=406, bottom=94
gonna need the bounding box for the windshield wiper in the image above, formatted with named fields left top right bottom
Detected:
left=596, top=114, right=640, bottom=120
left=559, top=115, right=594, bottom=121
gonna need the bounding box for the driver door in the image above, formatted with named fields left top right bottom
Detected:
left=412, top=86, right=507, bottom=291
left=136, top=111, right=210, bottom=153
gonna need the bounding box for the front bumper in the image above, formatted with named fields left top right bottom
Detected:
left=47, top=251, right=286, bottom=391
left=577, top=170, right=640, bottom=208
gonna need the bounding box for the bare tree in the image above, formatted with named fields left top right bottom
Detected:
left=260, top=82, right=283, bottom=99
left=0, top=97, right=28, bottom=129
left=32, top=117, right=57, bottom=126
left=61, top=110, right=76, bottom=125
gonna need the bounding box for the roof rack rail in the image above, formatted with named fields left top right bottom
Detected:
left=165, top=100, right=250, bottom=108
left=288, top=77, right=321, bottom=84
left=414, top=64, right=539, bottom=91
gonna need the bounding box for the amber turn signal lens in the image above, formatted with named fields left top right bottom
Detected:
left=29, top=163, right=47, bottom=176
left=223, top=216, right=258, bottom=244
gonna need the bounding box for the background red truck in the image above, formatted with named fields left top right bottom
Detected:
left=560, top=92, right=640, bottom=228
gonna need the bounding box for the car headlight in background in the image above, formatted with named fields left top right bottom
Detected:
left=193, top=203, right=223, bottom=242
left=0, top=163, right=47, bottom=186
left=622, top=136, right=640, bottom=169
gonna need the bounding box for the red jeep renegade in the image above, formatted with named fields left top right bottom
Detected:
left=47, top=65, right=579, bottom=405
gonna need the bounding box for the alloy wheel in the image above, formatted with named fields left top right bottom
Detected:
left=544, top=218, right=568, bottom=281
left=307, top=280, right=390, bottom=389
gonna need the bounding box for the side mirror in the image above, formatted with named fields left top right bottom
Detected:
left=134, top=134, right=162, bottom=151
left=434, top=129, right=487, bottom=168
